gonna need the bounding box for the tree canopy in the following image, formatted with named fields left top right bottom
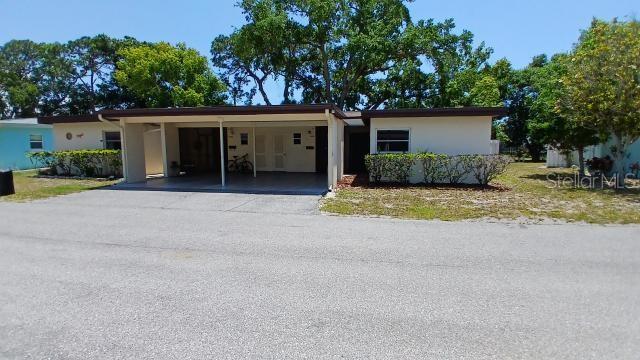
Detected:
left=114, top=42, right=226, bottom=108
left=211, top=0, right=498, bottom=110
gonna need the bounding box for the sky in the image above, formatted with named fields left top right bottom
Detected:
left=1, top=0, right=638, bottom=103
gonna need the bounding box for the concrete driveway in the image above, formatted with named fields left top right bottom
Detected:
left=1, top=190, right=639, bottom=359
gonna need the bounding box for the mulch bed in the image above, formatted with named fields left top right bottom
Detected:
left=337, top=173, right=510, bottom=192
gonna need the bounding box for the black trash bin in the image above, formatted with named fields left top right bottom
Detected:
left=0, top=170, right=15, bottom=196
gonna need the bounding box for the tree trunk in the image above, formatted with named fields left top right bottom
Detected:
left=577, top=146, right=585, bottom=176
left=612, top=134, right=626, bottom=187
left=320, top=43, right=331, bottom=103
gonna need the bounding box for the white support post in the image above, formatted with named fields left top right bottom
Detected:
left=160, top=122, right=168, bottom=177
left=219, top=120, right=226, bottom=186
left=252, top=125, right=257, bottom=178
left=326, top=110, right=335, bottom=190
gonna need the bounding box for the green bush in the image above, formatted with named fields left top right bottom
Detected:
left=417, top=153, right=448, bottom=184
left=468, top=154, right=512, bottom=185
left=365, top=153, right=416, bottom=183
left=366, top=153, right=510, bottom=186
left=27, top=150, right=122, bottom=177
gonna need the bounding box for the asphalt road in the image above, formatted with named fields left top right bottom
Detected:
left=1, top=190, right=639, bottom=359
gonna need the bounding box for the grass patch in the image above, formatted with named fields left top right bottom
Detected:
left=321, top=163, right=640, bottom=224
left=0, top=170, right=119, bottom=202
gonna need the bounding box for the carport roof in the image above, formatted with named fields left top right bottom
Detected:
left=38, top=104, right=348, bottom=124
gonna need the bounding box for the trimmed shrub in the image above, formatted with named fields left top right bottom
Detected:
left=365, top=153, right=416, bottom=183
left=468, top=154, right=512, bottom=185
left=442, top=155, right=474, bottom=184
left=27, top=150, right=122, bottom=177
left=417, top=153, right=447, bottom=184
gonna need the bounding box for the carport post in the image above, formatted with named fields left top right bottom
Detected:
left=219, top=120, right=226, bottom=186
left=252, top=125, right=257, bottom=178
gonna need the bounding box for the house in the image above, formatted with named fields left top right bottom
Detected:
left=38, top=105, right=506, bottom=192
left=546, top=139, right=640, bottom=173
left=0, top=118, right=53, bottom=170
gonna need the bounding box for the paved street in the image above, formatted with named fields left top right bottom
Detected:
left=1, top=190, right=639, bottom=359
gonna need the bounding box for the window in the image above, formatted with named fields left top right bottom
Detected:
left=240, top=133, right=249, bottom=145
left=29, top=134, right=43, bottom=150
left=293, top=133, right=302, bottom=145
left=376, top=129, right=409, bottom=153
left=104, top=131, right=122, bottom=150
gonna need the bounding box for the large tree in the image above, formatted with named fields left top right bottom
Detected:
left=561, top=19, right=640, bottom=181
left=528, top=54, right=599, bottom=174
left=115, top=42, right=227, bottom=107
left=0, top=40, right=42, bottom=118
left=212, top=0, right=493, bottom=110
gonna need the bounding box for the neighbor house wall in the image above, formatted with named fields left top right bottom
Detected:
left=0, top=125, right=53, bottom=170
left=52, top=122, right=118, bottom=150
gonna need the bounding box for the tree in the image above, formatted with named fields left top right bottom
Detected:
left=212, top=0, right=491, bottom=110
left=561, top=19, right=640, bottom=181
left=115, top=42, right=227, bottom=107
left=0, top=40, right=42, bottom=118
left=529, top=54, right=598, bottom=174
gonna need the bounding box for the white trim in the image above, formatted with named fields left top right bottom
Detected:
left=374, top=128, right=411, bottom=153
left=219, top=120, right=226, bottom=186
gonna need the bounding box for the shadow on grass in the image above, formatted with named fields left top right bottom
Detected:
left=338, top=173, right=510, bottom=192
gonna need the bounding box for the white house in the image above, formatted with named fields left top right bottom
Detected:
left=39, top=105, right=506, bottom=192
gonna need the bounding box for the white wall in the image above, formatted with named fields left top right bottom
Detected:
left=369, top=116, right=493, bottom=155
left=143, top=128, right=163, bottom=175
left=369, top=116, right=493, bottom=184
left=226, top=126, right=316, bottom=172
left=53, top=122, right=118, bottom=150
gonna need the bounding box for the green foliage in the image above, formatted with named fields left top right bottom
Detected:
left=116, top=42, right=226, bottom=107
left=27, top=150, right=122, bottom=177
left=416, top=153, right=447, bottom=184
left=468, top=154, right=512, bottom=185
left=365, top=153, right=416, bottom=183
left=560, top=19, right=640, bottom=178
left=213, top=0, right=493, bottom=109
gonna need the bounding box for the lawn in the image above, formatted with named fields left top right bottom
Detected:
left=0, top=170, right=119, bottom=202
left=321, top=162, right=640, bottom=224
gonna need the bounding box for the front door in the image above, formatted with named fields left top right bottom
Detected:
left=273, top=133, right=286, bottom=171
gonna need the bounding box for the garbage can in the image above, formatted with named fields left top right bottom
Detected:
left=0, top=170, right=15, bottom=196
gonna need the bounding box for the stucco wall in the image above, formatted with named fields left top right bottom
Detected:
left=53, top=122, right=118, bottom=150
left=369, top=116, right=493, bottom=155
left=143, top=129, right=163, bottom=175
left=226, top=126, right=316, bottom=172
left=369, top=116, right=493, bottom=184
left=0, top=126, right=53, bottom=170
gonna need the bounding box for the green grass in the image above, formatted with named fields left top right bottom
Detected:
left=0, top=170, right=119, bottom=202
left=321, top=163, right=640, bottom=224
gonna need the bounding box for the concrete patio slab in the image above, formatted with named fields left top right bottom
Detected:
left=111, top=172, right=328, bottom=195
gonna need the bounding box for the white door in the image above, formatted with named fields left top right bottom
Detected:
left=255, top=134, right=267, bottom=171
left=273, top=133, right=286, bottom=171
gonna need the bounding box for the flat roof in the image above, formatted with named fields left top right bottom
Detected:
left=361, top=107, right=507, bottom=120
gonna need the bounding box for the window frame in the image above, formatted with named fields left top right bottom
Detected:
left=240, top=133, right=249, bottom=145
left=103, top=131, right=122, bottom=150
left=292, top=132, right=302, bottom=145
left=29, top=134, right=44, bottom=151
left=375, top=128, right=411, bottom=153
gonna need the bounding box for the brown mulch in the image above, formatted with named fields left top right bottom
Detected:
left=337, top=173, right=511, bottom=192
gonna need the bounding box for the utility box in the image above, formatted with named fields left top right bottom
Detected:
left=0, top=170, right=15, bottom=196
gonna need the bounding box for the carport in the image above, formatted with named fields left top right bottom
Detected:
left=99, top=105, right=347, bottom=193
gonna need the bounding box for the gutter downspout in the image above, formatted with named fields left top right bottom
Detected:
left=97, top=114, right=123, bottom=130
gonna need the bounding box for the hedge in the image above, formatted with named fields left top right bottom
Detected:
left=365, top=153, right=512, bottom=185
left=27, top=150, right=122, bottom=178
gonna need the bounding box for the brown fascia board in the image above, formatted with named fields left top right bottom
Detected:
left=99, top=104, right=348, bottom=119
left=38, top=114, right=100, bottom=124
left=37, top=104, right=349, bottom=124
left=361, top=107, right=508, bottom=121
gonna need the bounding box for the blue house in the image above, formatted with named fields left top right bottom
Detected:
left=0, top=118, right=53, bottom=170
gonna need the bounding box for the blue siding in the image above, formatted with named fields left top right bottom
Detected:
left=0, top=126, right=54, bottom=170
